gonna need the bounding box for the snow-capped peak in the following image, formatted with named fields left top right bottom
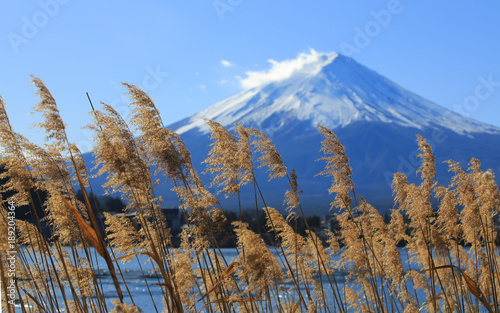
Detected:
left=238, top=49, right=338, bottom=89
left=174, top=50, right=500, bottom=136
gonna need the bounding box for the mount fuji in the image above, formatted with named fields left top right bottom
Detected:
left=88, top=50, right=500, bottom=214
left=173, top=51, right=498, bottom=136
left=162, top=51, right=500, bottom=214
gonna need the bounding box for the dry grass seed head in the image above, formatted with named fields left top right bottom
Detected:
left=168, top=249, right=197, bottom=308
left=172, top=184, right=218, bottom=215
left=264, top=207, right=314, bottom=282
left=234, top=122, right=254, bottom=184
left=233, top=221, right=284, bottom=295
left=336, top=212, right=370, bottom=280
left=25, top=144, right=70, bottom=192
left=399, top=181, right=435, bottom=253
left=110, top=299, right=143, bottom=313
left=16, top=220, right=47, bottom=253
left=468, top=158, right=499, bottom=228
left=104, top=212, right=142, bottom=260
left=88, top=104, right=153, bottom=207
left=124, top=83, right=196, bottom=183
left=45, top=191, right=84, bottom=244
left=434, top=186, right=461, bottom=244
left=325, top=229, right=341, bottom=256
left=202, top=121, right=255, bottom=202
left=18, top=143, right=90, bottom=244
left=68, top=143, right=90, bottom=188
left=346, top=199, right=393, bottom=278
left=55, top=249, right=96, bottom=298
left=392, top=172, right=409, bottom=209
left=344, top=286, right=363, bottom=312
left=416, top=135, right=436, bottom=193
left=204, top=119, right=243, bottom=197
left=360, top=200, right=404, bottom=280
left=447, top=159, right=494, bottom=246
left=30, top=76, right=68, bottom=152
left=0, top=152, right=32, bottom=207
left=283, top=168, right=301, bottom=214
left=249, top=127, right=287, bottom=180
left=316, top=125, right=354, bottom=210
left=0, top=98, right=34, bottom=205
left=306, top=230, right=330, bottom=273
left=388, top=209, right=408, bottom=244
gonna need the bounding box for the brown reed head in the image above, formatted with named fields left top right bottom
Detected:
left=316, top=124, right=354, bottom=210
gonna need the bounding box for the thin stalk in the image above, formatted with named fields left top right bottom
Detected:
left=253, top=179, right=308, bottom=311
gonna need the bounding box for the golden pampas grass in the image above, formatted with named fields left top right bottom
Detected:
left=1, top=80, right=499, bottom=313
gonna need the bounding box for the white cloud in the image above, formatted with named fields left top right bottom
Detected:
left=221, top=60, right=233, bottom=67
left=238, top=48, right=337, bottom=89
left=198, top=84, right=207, bottom=91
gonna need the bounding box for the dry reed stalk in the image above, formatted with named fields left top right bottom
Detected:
left=447, top=158, right=500, bottom=311
left=30, top=77, right=127, bottom=305
left=0, top=97, right=33, bottom=207
left=392, top=136, right=445, bottom=312
left=89, top=101, right=189, bottom=311
left=126, top=89, right=218, bottom=293
left=204, top=120, right=253, bottom=198
left=316, top=125, right=354, bottom=210
left=249, top=127, right=286, bottom=180
left=232, top=221, right=284, bottom=296
left=2, top=79, right=500, bottom=313
left=0, top=95, right=86, bottom=311
left=317, top=125, right=390, bottom=312
left=251, top=126, right=342, bottom=312
left=264, top=207, right=317, bottom=308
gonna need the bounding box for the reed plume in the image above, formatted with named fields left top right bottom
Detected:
left=249, top=128, right=286, bottom=180
left=104, top=212, right=142, bottom=260
left=316, top=124, right=354, bottom=210
left=125, top=83, right=195, bottom=183
left=204, top=120, right=253, bottom=197
left=168, top=248, right=197, bottom=311
left=2, top=78, right=500, bottom=313
left=88, top=103, right=154, bottom=209
left=0, top=96, right=35, bottom=207
left=284, top=168, right=300, bottom=215
left=30, top=76, right=68, bottom=152
left=232, top=221, right=284, bottom=296
left=110, top=299, right=143, bottom=313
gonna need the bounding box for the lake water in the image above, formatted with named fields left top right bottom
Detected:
left=10, top=246, right=474, bottom=312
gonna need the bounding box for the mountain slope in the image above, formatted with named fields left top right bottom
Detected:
left=165, top=51, right=500, bottom=214
left=86, top=50, right=500, bottom=215
left=172, top=52, right=499, bottom=137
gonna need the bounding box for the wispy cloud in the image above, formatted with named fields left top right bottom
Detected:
left=221, top=60, right=234, bottom=67
left=238, top=48, right=337, bottom=89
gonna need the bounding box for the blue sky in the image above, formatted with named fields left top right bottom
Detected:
left=1, top=0, right=499, bottom=153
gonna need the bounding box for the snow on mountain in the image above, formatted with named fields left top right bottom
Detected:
left=83, top=50, right=500, bottom=214
left=174, top=50, right=500, bottom=136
